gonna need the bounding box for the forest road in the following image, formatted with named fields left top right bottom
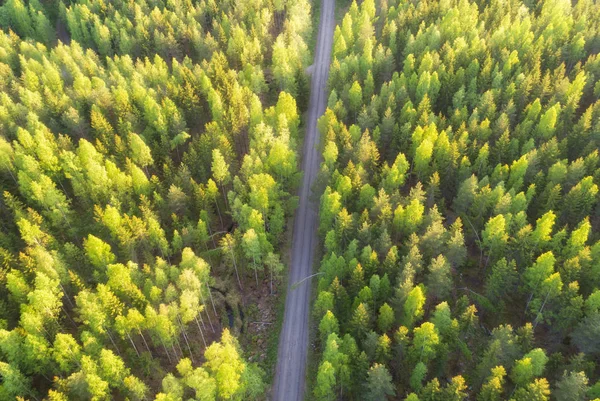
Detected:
left=271, top=0, right=335, bottom=401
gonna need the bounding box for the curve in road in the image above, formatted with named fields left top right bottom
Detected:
left=272, top=0, right=336, bottom=400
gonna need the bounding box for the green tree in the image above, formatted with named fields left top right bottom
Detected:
left=212, top=149, right=231, bottom=209
left=511, top=349, right=548, bottom=387
left=479, top=366, right=506, bottom=401
left=204, top=329, right=247, bottom=400
left=512, top=378, right=550, bottom=401
left=377, top=303, right=394, bottom=333
left=554, top=371, right=589, bottom=401
left=427, top=255, right=453, bottom=300
left=403, top=286, right=426, bottom=328
left=349, top=81, right=363, bottom=117
left=365, top=363, right=395, bottom=401
left=482, top=215, right=508, bottom=262
left=411, top=322, right=440, bottom=364
left=315, top=360, right=336, bottom=401
left=319, top=311, right=340, bottom=345
left=242, top=229, right=263, bottom=287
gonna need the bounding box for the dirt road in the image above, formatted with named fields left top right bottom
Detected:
left=271, top=0, right=335, bottom=400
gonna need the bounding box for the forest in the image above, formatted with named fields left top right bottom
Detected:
left=0, top=0, right=312, bottom=399
left=1, top=0, right=600, bottom=400
left=312, top=0, right=600, bottom=400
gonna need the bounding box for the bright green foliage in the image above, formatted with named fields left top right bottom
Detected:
left=479, top=366, right=506, bottom=401
left=512, top=378, right=551, bottom=401
left=204, top=329, right=246, bottom=399
left=319, top=311, right=340, bottom=345
left=0, top=0, right=306, bottom=397
left=377, top=303, right=394, bottom=333
left=482, top=215, right=508, bottom=259
left=312, top=0, right=600, bottom=397
left=511, top=349, right=549, bottom=387
left=411, top=322, right=440, bottom=363
left=314, top=361, right=336, bottom=401
left=349, top=81, right=363, bottom=115
left=403, top=286, right=426, bottom=328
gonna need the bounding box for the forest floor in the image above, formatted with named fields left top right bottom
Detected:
left=238, top=218, right=295, bottom=383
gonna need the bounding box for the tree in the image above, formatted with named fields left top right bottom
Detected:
left=486, top=258, right=518, bottom=304
left=377, top=303, right=394, bottom=333
left=351, top=303, right=371, bottom=339
left=427, top=255, right=453, bottom=300
left=84, top=235, right=116, bottom=271
left=204, top=329, right=246, bottom=400
left=364, top=363, right=395, bottom=401
left=446, top=219, right=467, bottom=268
left=264, top=252, right=284, bottom=295
left=511, top=349, right=548, bottom=387
left=479, top=366, right=506, bottom=401
left=445, top=375, right=467, bottom=401
left=212, top=149, right=231, bottom=209
left=53, top=333, right=82, bottom=373
left=411, top=322, right=440, bottom=364
left=403, top=286, right=426, bottom=328
left=414, top=139, right=434, bottom=180
left=512, top=378, right=550, bottom=401
left=242, top=229, right=263, bottom=286
left=123, top=375, right=149, bottom=401
left=98, top=349, right=128, bottom=383
left=128, top=133, right=154, bottom=169
left=482, top=215, right=508, bottom=262
left=221, top=234, right=242, bottom=290
left=349, top=81, right=363, bottom=117
left=319, top=311, right=340, bottom=345
left=571, top=313, right=600, bottom=355
left=382, top=153, right=409, bottom=193
left=0, top=362, right=31, bottom=400
left=315, top=361, right=336, bottom=401
left=410, top=362, right=428, bottom=391
left=554, top=371, right=589, bottom=401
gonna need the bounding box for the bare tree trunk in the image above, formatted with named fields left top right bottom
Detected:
left=139, top=329, right=152, bottom=356
left=161, top=338, right=172, bottom=364
left=198, top=310, right=207, bottom=330
left=171, top=343, right=179, bottom=362
left=195, top=315, right=208, bottom=348
left=525, top=291, right=535, bottom=314
left=178, top=317, right=195, bottom=363
left=199, top=288, right=215, bottom=333
left=107, top=330, right=122, bottom=357
left=127, top=332, right=140, bottom=357
left=254, top=260, right=259, bottom=287
left=59, top=283, right=74, bottom=308
left=61, top=305, right=78, bottom=328
left=207, top=283, right=218, bottom=317
left=533, top=290, right=551, bottom=329
left=174, top=336, right=184, bottom=359
left=230, top=245, right=242, bottom=290
left=221, top=184, right=229, bottom=211
left=215, top=199, right=224, bottom=229
left=206, top=223, right=217, bottom=248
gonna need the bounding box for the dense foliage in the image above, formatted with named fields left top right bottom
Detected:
left=0, top=0, right=312, bottom=399
left=314, top=0, right=600, bottom=400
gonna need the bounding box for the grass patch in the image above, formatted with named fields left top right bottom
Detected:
left=308, top=0, right=322, bottom=53
left=304, top=243, right=323, bottom=398
left=264, top=284, right=287, bottom=381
